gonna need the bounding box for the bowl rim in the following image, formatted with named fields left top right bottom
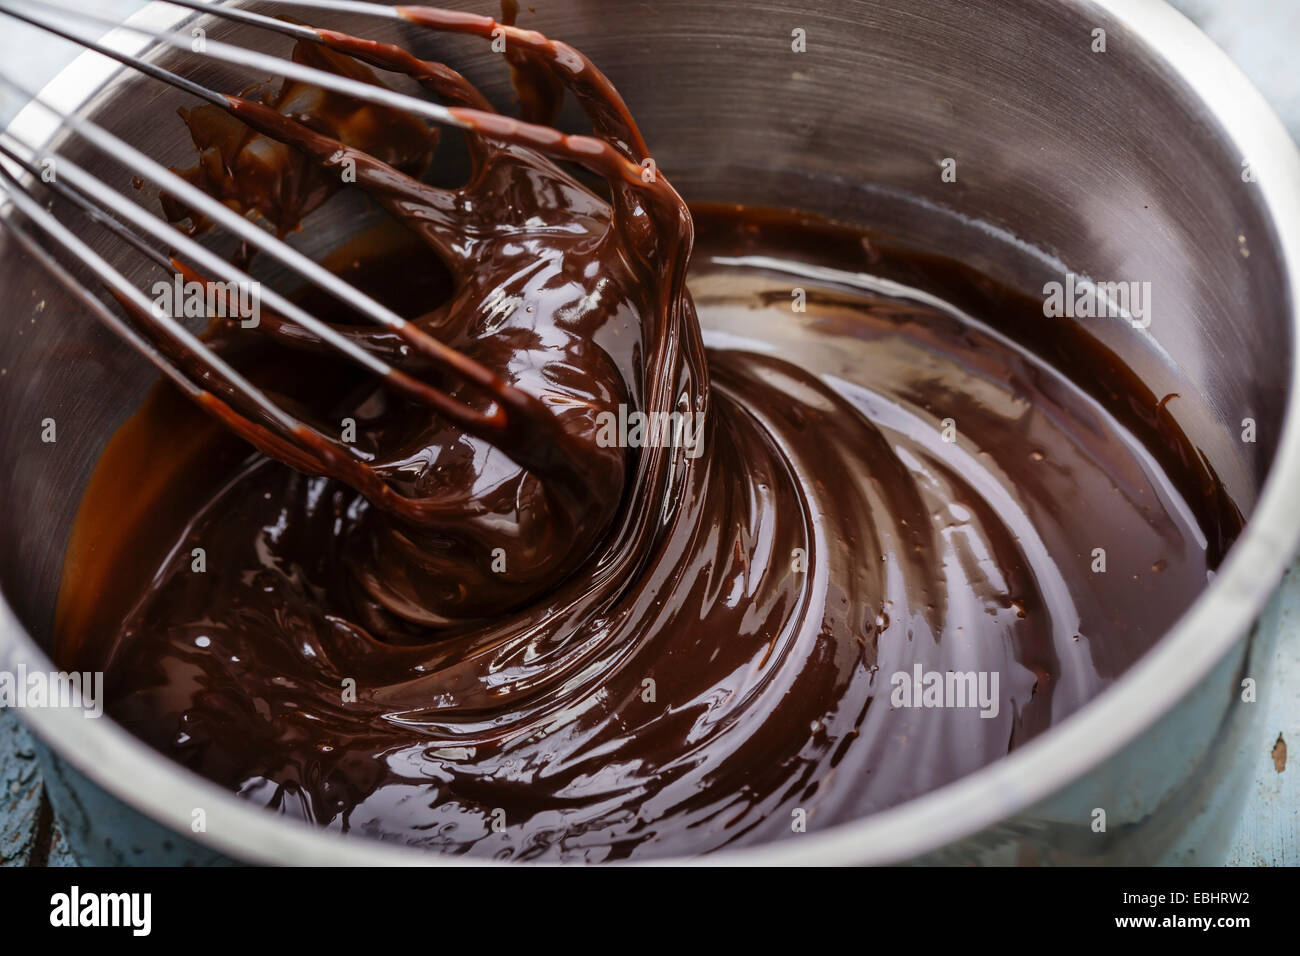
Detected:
left=3, top=0, right=1300, bottom=866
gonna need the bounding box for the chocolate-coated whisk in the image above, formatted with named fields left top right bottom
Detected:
left=0, top=0, right=661, bottom=520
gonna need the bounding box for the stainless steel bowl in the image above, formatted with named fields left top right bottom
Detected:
left=3, top=0, right=1299, bottom=865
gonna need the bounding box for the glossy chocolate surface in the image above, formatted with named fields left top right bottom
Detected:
left=55, top=12, right=1238, bottom=861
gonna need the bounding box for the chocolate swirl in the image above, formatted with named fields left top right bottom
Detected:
left=55, top=10, right=1238, bottom=861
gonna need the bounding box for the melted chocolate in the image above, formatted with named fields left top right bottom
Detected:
left=54, top=10, right=1238, bottom=861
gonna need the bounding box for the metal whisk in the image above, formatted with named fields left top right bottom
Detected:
left=0, top=0, right=657, bottom=515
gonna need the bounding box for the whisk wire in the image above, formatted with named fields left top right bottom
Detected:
left=0, top=69, right=510, bottom=424
left=0, top=0, right=469, bottom=127
left=0, top=0, right=652, bottom=511
left=0, top=162, right=308, bottom=437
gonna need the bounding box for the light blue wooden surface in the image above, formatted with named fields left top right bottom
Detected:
left=1222, top=565, right=1299, bottom=865
left=0, top=710, right=77, bottom=865
left=1, top=0, right=1297, bottom=866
